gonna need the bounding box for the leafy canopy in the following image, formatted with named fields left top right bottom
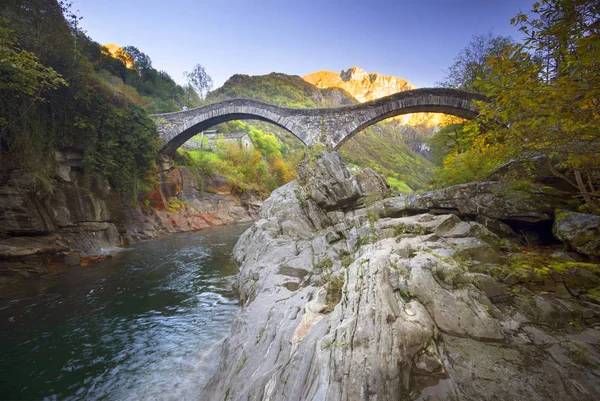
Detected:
left=434, top=0, right=600, bottom=211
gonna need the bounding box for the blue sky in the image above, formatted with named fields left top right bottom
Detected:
left=73, top=0, right=533, bottom=89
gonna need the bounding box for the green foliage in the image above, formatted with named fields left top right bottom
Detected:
left=178, top=141, right=295, bottom=198
left=314, top=257, right=333, bottom=271
left=168, top=199, right=189, bottom=212
left=0, top=0, right=159, bottom=195
left=0, top=18, right=68, bottom=177
left=485, top=249, right=600, bottom=301
left=207, top=73, right=435, bottom=191
left=0, top=21, right=67, bottom=100
left=184, top=119, right=299, bottom=196
left=367, top=209, right=380, bottom=232
left=208, top=73, right=334, bottom=108
left=386, top=177, right=414, bottom=194
left=186, top=149, right=218, bottom=174
left=429, top=133, right=505, bottom=188
left=248, top=128, right=282, bottom=158
left=466, top=0, right=600, bottom=210
left=234, top=355, right=247, bottom=374
left=428, top=123, right=468, bottom=166
left=341, top=255, right=353, bottom=268
left=103, top=45, right=205, bottom=113
left=340, top=123, right=435, bottom=190
left=433, top=0, right=600, bottom=208
left=323, top=272, right=344, bottom=312
left=393, top=222, right=426, bottom=237
left=337, top=249, right=353, bottom=268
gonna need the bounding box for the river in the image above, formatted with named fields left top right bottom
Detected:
left=0, top=224, right=249, bottom=400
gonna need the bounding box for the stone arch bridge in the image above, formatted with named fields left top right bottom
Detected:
left=152, top=88, right=486, bottom=156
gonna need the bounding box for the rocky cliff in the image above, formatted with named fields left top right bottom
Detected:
left=304, top=67, right=415, bottom=103
left=201, top=151, right=600, bottom=400
left=0, top=151, right=260, bottom=281
left=125, top=167, right=261, bottom=242
left=303, top=67, right=456, bottom=128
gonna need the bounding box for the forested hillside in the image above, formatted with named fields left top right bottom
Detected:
left=2, top=0, right=438, bottom=197
left=0, top=0, right=204, bottom=196
left=207, top=73, right=436, bottom=191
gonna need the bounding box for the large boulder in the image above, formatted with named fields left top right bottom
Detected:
left=487, top=155, right=576, bottom=192
left=554, top=211, right=600, bottom=259
left=380, top=181, right=570, bottom=223
left=297, top=151, right=388, bottom=211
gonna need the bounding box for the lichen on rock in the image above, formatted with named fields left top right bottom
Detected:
left=202, top=151, right=600, bottom=401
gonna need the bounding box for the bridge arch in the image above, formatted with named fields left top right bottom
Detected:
left=320, top=88, right=486, bottom=149
left=153, top=100, right=308, bottom=156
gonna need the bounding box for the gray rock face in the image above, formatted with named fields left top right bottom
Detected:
left=377, top=181, right=569, bottom=224
left=0, top=160, right=127, bottom=277
left=409, top=181, right=569, bottom=222
left=297, top=152, right=364, bottom=211
left=1, top=156, right=262, bottom=278
left=0, top=169, right=56, bottom=235
left=202, top=152, right=600, bottom=401
left=554, top=211, right=600, bottom=259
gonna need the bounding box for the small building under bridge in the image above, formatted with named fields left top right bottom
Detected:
left=182, top=130, right=254, bottom=152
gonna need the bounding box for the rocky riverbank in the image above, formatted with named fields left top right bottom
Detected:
left=0, top=151, right=260, bottom=280
left=202, top=151, right=600, bottom=400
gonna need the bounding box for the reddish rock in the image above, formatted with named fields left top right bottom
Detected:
left=160, top=169, right=181, bottom=199
left=146, top=187, right=168, bottom=210
left=189, top=216, right=212, bottom=230
left=206, top=174, right=233, bottom=195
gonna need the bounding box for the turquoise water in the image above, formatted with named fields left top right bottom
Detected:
left=0, top=224, right=248, bottom=400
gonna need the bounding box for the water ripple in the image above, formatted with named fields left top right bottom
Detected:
left=0, top=224, right=249, bottom=400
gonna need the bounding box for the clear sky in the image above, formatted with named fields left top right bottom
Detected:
left=72, top=0, right=533, bottom=89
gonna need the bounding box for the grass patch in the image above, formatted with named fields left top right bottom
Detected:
left=322, top=271, right=345, bottom=312
left=314, top=257, right=333, bottom=271
left=386, top=177, right=414, bottom=194
left=188, top=149, right=221, bottom=163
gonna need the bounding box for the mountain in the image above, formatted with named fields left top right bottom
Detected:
left=304, top=66, right=414, bottom=103
left=207, top=73, right=435, bottom=191
left=303, top=66, right=454, bottom=128
left=208, top=72, right=356, bottom=108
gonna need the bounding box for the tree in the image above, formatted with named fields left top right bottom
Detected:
left=184, top=63, right=213, bottom=100
left=463, top=0, right=600, bottom=211
left=439, top=32, right=514, bottom=91
left=122, top=45, right=152, bottom=76
left=428, top=124, right=468, bottom=166
left=0, top=19, right=67, bottom=158
left=180, top=84, right=202, bottom=108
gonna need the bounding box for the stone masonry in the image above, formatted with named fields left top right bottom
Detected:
left=152, top=88, right=485, bottom=156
